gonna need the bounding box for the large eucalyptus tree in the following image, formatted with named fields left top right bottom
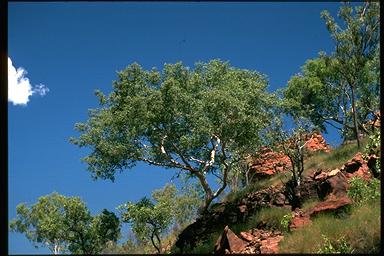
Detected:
left=71, top=59, right=276, bottom=211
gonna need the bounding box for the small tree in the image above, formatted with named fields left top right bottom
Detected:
left=266, top=118, right=314, bottom=210
left=10, top=192, right=120, bottom=254
left=320, top=1, right=380, bottom=148
left=118, top=183, right=201, bottom=253
left=71, top=59, right=276, bottom=212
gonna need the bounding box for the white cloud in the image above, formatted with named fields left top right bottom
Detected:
left=8, top=57, right=49, bottom=105
left=33, top=83, right=50, bottom=96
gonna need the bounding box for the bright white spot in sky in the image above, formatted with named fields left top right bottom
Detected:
left=8, top=57, right=49, bottom=105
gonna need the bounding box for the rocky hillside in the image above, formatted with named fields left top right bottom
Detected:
left=174, top=134, right=380, bottom=254
left=248, top=131, right=330, bottom=179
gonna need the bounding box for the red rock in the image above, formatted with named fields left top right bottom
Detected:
left=307, top=196, right=352, bottom=217
left=239, top=231, right=255, bottom=242
left=289, top=215, right=311, bottom=231
left=341, top=152, right=372, bottom=181
left=317, top=171, right=349, bottom=200
left=214, top=226, right=247, bottom=254
left=249, top=147, right=291, bottom=178
left=249, top=132, right=330, bottom=179
left=239, top=204, right=247, bottom=213
left=304, top=131, right=331, bottom=153
left=260, top=235, right=284, bottom=254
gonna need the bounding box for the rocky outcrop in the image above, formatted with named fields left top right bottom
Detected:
left=315, top=170, right=349, bottom=200
left=176, top=150, right=374, bottom=253
left=289, top=196, right=352, bottom=231
left=249, top=147, right=291, bottom=178
left=175, top=184, right=288, bottom=252
left=341, top=152, right=372, bottom=181
left=214, top=226, right=284, bottom=254
left=249, top=132, right=330, bottom=179
left=289, top=165, right=358, bottom=231
left=304, top=131, right=331, bottom=153
left=306, top=196, right=352, bottom=217
left=214, top=226, right=247, bottom=254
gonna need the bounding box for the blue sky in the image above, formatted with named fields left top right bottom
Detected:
left=8, top=2, right=343, bottom=254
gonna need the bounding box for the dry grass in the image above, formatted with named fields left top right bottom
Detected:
left=230, top=206, right=291, bottom=235
left=279, top=198, right=380, bottom=253
left=304, top=138, right=367, bottom=174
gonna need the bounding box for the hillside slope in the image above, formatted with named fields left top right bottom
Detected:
left=173, top=138, right=381, bottom=254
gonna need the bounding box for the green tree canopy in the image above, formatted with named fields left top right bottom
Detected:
left=10, top=192, right=120, bottom=254
left=283, top=2, right=380, bottom=146
left=118, top=183, right=200, bottom=253
left=71, top=59, right=276, bottom=211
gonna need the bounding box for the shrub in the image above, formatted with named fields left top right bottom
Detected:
left=280, top=213, right=292, bottom=232
left=364, top=129, right=381, bottom=176
left=347, top=176, right=380, bottom=206
left=317, top=235, right=354, bottom=253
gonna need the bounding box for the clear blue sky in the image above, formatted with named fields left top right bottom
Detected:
left=9, top=2, right=343, bottom=254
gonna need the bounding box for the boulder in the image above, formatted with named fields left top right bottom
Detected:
left=259, top=235, right=284, bottom=254
left=239, top=231, right=255, bottom=242
left=307, top=196, right=352, bottom=217
left=289, top=210, right=311, bottom=231
left=249, top=132, right=330, bottom=180
left=317, top=171, right=349, bottom=200
left=214, top=226, right=247, bottom=254
left=341, top=152, right=372, bottom=181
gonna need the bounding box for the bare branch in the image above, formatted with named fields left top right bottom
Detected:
left=189, top=157, right=206, bottom=165
left=213, top=142, right=229, bottom=198
left=211, top=169, right=224, bottom=183
left=158, top=135, right=192, bottom=171
left=206, top=134, right=220, bottom=169
left=299, top=133, right=315, bottom=150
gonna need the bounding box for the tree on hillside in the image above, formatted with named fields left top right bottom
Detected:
left=265, top=117, right=315, bottom=210
left=283, top=2, right=380, bottom=147
left=118, top=183, right=200, bottom=253
left=10, top=192, right=120, bottom=254
left=71, top=59, right=276, bottom=212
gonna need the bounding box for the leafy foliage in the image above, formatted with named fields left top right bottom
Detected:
left=264, top=117, right=315, bottom=210
left=364, top=128, right=381, bottom=176
left=317, top=235, right=354, bottom=254
left=9, top=192, right=120, bottom=254
left=71, top=59, right=277, bottom=211
left=117, top=183, right=200, bottom=253
left=283, top=2, right=380, bottom=145
left=280, top=213, right=292, bottom=233
left=347, top=176, right=380, bottom=206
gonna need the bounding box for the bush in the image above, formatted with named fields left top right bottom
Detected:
left=364, top=129, right=381, bottom=175
left=280, top=213, right=292, bottom=232
left=317, top=235, right=354, bottom=253
left=347, top=176, right=380, bottom=206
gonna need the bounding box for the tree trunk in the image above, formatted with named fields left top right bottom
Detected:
left=151, top=231, right=161, bottom=254
left=194, top=171, right=214, bottom=213
left=155, top=232, right=162, bottom=254
left=350, top=85, right=361, bottom=148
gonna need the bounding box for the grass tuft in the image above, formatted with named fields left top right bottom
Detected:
left=279, top=198, right=380, bottom=253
